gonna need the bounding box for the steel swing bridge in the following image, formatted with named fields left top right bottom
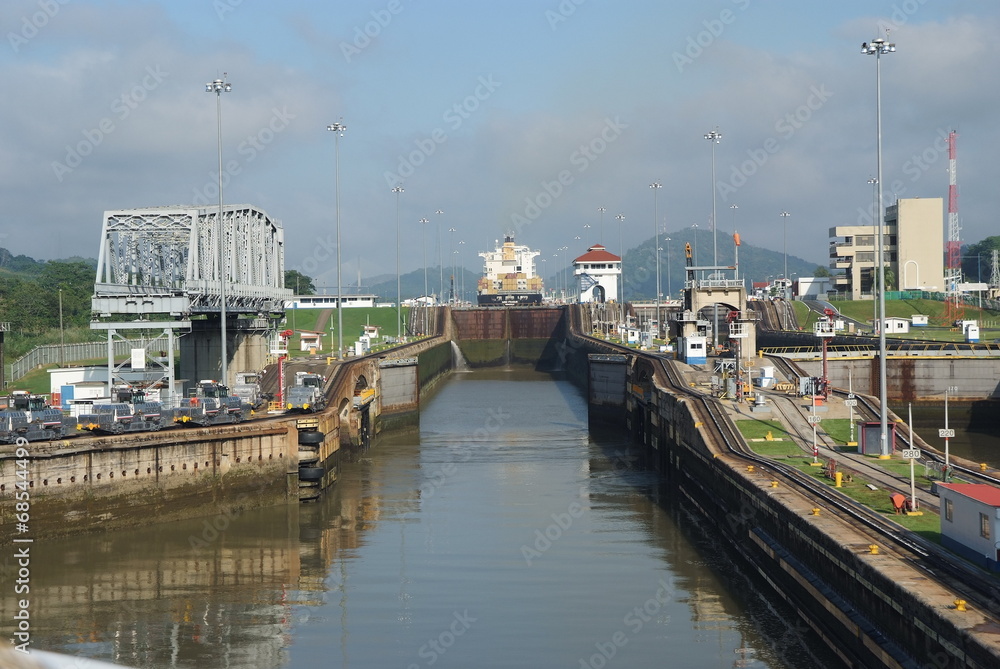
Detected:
left=90, top=204, right=293, bottom=397
left=93, top=203, right=290, bottom=317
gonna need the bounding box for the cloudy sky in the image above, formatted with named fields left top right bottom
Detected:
left=2, top=0, right=998, bottom=290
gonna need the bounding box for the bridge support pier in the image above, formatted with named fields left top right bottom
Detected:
left=180, top=318, right=274, bottom=393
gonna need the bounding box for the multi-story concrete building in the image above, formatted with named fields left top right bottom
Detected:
left=828, top=197, right=943, bottom=299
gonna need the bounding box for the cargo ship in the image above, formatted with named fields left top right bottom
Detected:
left=477, top=235, right=544, bottom=305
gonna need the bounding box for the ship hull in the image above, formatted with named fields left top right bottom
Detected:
left=477, top=292, right=543, bottom=306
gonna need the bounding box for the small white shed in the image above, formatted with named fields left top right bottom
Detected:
left=882, top=317, right=910, bottom=334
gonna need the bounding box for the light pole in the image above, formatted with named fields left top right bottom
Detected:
left=691, top=224, right=698, bottom=266
left=435, top=209, right=444, bottom=298
left=206, top=76, right=232, bottom=386
left=559, top=246, right=569, bottom=299
left=458, top=240, right=466, bottom=302
left=449, top=227, right=457, bottom=304
left=705, top=128, right=722, bottom=352
left=327, top=121, right=346, bottom=359
left=704, top=128, right=722, bottom=266
left=868, top=176, right=879, bottom=318
left=942, top=385, right=958, bottom=475
left=780, top=211, right=790, bottom=290
left=730, top=204, right=739, bottom=280
left=541, top=258, right=547, bottom=299
left=863, top=34, right=896, bottom=457
left=598, top=206, right=606, bottom=244
left=616, top=213, right=625, bottom=303
left=392, top=184, right=404, bottom=340
left=419, top=217, right=429, bottom=302
left=664, top=237, right=672, bottom=298
left=551, top=254, right=559, bottom=300
left=58, top=288, right=64, bottom=367
left=650, top=182, right=662, bottom=337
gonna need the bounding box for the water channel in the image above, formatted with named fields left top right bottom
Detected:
left=8, top=367, right=890, bottom=668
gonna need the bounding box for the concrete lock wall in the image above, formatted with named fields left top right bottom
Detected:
left=450, top=308, right=566, bottom=367
left=626, top=364, right=996, bottom=668
left=0, top=422, right=296, bottom=540
left=588, top=354, right=628, bottom=422
left=381, top=363, right=419, bottom=413
left=793, top=357, right=1000, bottom=401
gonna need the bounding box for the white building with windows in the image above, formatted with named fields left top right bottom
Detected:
left=286, top=294, right=377, bottom=309
left=938, top=483, right=1000, bottom=571
left=573, top=244, right=621, bottom=303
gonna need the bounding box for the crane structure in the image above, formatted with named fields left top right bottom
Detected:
left=945, top=131, right=965, bottom=324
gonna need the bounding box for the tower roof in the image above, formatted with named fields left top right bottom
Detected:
left=574, top=244, right=620, bottom=263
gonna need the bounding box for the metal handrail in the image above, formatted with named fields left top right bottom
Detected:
left=8, top=338, right=156, bottom=384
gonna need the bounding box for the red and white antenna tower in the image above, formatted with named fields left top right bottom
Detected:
left=945, top=130, right=964, bottom=323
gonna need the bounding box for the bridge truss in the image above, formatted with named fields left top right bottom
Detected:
left=93, top=204, right=291, bottom=318
left=91, top=203, right=293, bottom=393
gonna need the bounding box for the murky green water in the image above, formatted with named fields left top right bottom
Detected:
left=894, top=402, right=1000, bottom=467
left=5, top=368, right=841, bottom=668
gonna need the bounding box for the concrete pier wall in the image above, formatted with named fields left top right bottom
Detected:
left=0, top=422, right=296, bottom=539
left=625, top=355, right=998, bottom=668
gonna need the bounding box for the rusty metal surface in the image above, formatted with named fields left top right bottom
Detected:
left=452, top=307, right=565, bottom=341
left=452, top=309, right=508, bottom=340
left=509, top=308, right=564, bottom=339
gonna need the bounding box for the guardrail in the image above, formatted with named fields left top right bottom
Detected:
left=8, top=338, right=156, bottom=384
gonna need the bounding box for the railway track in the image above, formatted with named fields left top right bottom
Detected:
left=763, top=354, right=1000, bottom=488
left=576, top=319, right=1000, bottom=615
left=655, top=355, right=1000, bottom=618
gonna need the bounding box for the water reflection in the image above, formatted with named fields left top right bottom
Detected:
left=5, top=367, right=840, bottom=668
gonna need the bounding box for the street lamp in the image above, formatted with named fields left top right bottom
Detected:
left=780, top=211, right=790, bottom=283
left=392, top=184, right=404, bottom=340
left=447, top=227, right=458, bottom=304
left=691, top=224, right=699, bottom=266
left=650, top=182, right=662, bottom=337
left=597, top=206, right=606, bottom=244
left=862, top=34, right=896, bottom=457
left=663, top=237, right=672, bottom=297
left=435, top=209, right=444, bottom=298
left=327, top=121, right=346, bottom=359
left=419, top=217, right=429, bottom=302
left=58, top=288, right=64, bottom=367
left=704, top=128, right=722, bottom=265
left=458, top=240, right=466, bottom=302
left=616, top=213, right=625, bottom=303
left=730, top=204, right=739, bottom=280
left=206, top=76, right=232, bottom=386
left=552, top=254, right=559, bottom=299
left=868, top=177, right=878, bottom=324
left=541, top=258, right=547, bottom=298
left=705, top=128, right=722, bottom=352
left=942, top=385, right=958, bottom=474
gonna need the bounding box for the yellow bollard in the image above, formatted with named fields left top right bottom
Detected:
left=811, top=508, right=821, bottom=516
left=868, top=544, right=879, bottom=555
left=954, top=599, right=967, bottom=612
left=747, top=465, right=755, bottom=473
left=981, top=463, right=988, bottom=472
left=770, top=481, right=779, bottom=488
left=835, top=471, right=843, bottom=488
